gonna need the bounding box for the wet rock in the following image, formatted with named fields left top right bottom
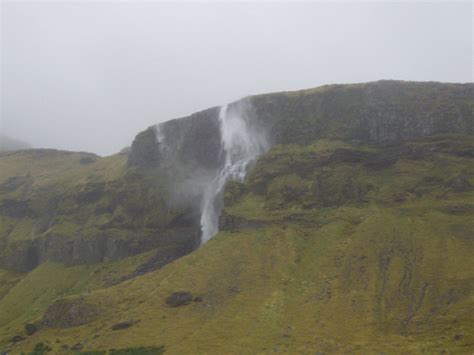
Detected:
left=111, top=320, right=134, bottom=331
left=75, top=183, right=105, bottom=204
left=128, top=127, right=162, bottom=167
left=165, top=291, right=193, bottom=307
left=25, top=323, right=39, bottom=336
left=42, top=298, right=98, bottom=329
left=128, top=107, right=222, bottom=169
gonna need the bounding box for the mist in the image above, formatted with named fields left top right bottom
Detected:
left=1, top=1, right=472, bottom=156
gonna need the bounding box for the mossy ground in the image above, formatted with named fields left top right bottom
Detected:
left=1, top=136, right=473, bottom=354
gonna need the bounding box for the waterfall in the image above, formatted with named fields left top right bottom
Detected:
left=200, top=103, right=268, bottom=244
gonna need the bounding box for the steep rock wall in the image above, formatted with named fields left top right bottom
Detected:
left=129, top=81, right=473, bottom=169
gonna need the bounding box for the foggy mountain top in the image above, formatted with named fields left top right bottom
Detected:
left=1, top=2, right=472, bottom=156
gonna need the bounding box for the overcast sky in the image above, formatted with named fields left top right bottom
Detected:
left=1, top=1, right=472, bottom=156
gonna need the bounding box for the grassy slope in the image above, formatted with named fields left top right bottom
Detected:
left=0, top=249, right=156, bottom=345
left=2, top=135, right=472, bottom=354
left=0, top=150, right=126, bottom=243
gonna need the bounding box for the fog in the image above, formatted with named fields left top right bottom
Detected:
left=1, top=1, right=472, bottom=156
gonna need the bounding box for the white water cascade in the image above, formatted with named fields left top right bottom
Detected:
left=200, top=103, right=268, bottom=244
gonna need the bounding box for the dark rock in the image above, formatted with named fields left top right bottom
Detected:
left=454, top=332, right=464, bottom=341
left=123, top=241, right=198, bottom=281
left=71, top=343, right=83, bottom=351
left=10, top=335, right=25, bottom=343
left=0, top=199, right=35, bottom=218
left=79, top=157, right=97, bottom=165
left=128, top=106, right=222, bottom=169
left=111, top=320, right=134, bottom=331
left=438, top=204, right=474, bottom=215
left=42, top=298, right=98, bottom=329
left=0, top=222, right=200, bottom=273
left=449, top=176, right=472, bottom=193
left=219, top=212, right=264, bottom=231
left=229, top=286, right=240, bottom=294
left=128, top=127, right=162, bottom=167
left=330, top=149, right=374, bottom=164
left=165, top=291, right=193, bottom=307
left=25, top=323, right=39, bottom=336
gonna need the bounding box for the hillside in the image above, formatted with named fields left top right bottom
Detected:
left=0, top=149, right=199, bottom=273
left=0, top=81, right=473, bottom=353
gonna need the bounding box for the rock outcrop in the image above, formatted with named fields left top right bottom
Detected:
left=42, top=298, right=98, bottom=328
left=0, top=150, right=200, bottom=272
left=128, top=106, right=222, bottom=169
left=129, top=81, right=473, bottom=169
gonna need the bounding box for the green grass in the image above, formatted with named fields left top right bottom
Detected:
left=0, top=249, right=156, bottom=345
left=1, top=136, right=472, bottom=354
left=109, top=346, right=165, bottom=355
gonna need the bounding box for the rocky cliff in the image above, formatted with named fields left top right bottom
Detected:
left=128, top=106, right=222, bottom=169
left=129, top=80, right=473, bottom=169
left=1, top=80, right=472, bottom=273
left=0, top=150, right=199, bottom=272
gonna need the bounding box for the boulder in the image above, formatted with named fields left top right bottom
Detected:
left=165, top=292, right=193, bottom=307
left=111, top=320, right=135, bottom=331
left=25, top=323, right=39, bottom=336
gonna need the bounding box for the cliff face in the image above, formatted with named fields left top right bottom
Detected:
left=128, top=106, right=222, bottom=169
left=0, top=150, right=199, bottom=272
left=129, top=81, right=473, bottom=169
left=254, top=80, right=473, bottom=144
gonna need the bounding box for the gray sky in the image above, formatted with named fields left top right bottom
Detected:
left=1, top=1, right=472, bottom=156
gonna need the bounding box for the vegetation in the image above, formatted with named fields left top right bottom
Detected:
left=0, top=134, right=472, bottom=353
left=29, top=342, right=52, bottom=354
left=109, top=346, right=165, bottom=355
left=0, top=82, right=472, bottom=352
left=0, top=150, right=197, bottom=272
